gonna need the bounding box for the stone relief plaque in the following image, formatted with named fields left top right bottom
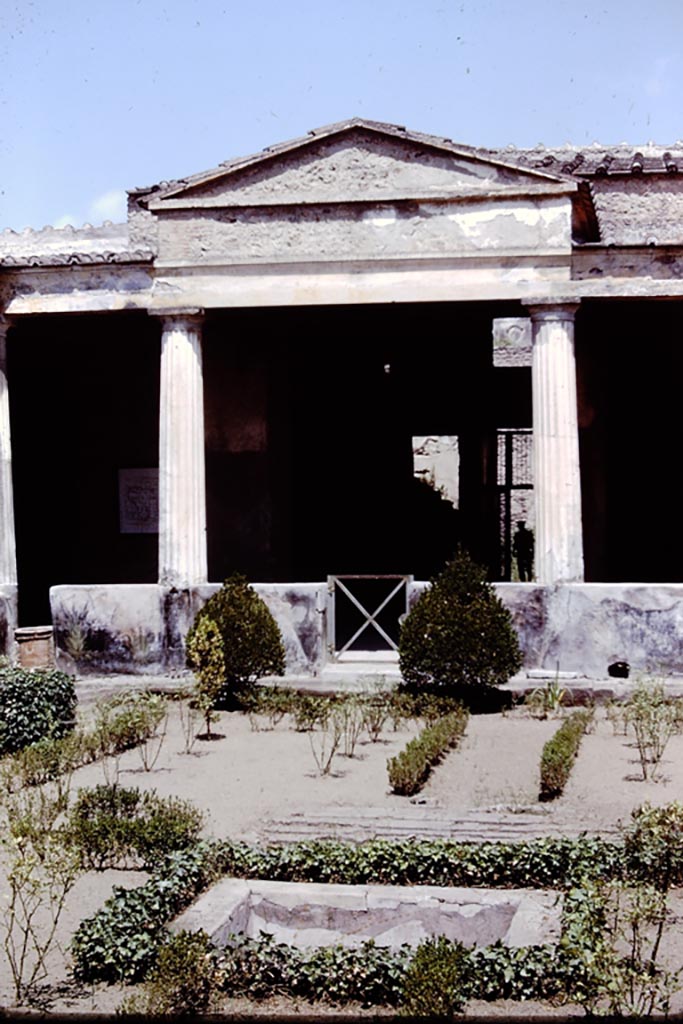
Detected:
left=493, top=317, right=532, bottom=368
left=118, top=468, right=158, bottom=534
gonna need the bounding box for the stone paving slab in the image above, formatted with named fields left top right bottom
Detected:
left=72, top=671, right=683, bottom=706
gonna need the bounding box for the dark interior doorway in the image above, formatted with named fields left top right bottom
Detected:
left=8, top=313, right=159, bottom=625
left=205, top=301, right=528, bottom=583
left=578, top=301, right=683, bottom=582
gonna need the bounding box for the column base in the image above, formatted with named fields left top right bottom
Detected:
left=0, top=584, right=18, bottom=662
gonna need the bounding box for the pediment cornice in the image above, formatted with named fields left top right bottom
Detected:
left=134, top=119, right=579, bottom=213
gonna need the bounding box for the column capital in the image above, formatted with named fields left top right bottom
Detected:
left=149, top=307, right=204, bottom=329
left=526, top=301, right=580, bottom=324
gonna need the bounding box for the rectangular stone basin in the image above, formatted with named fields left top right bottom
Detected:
left=172, top=878, right=562, bottom=951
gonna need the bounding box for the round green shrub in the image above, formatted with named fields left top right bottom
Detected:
left=398, top=550, right=523, bottom=695
left=119, top=930, right=221, bottom=1016
left=400, top=936, right=470, bottom=1017
left=186, top=574, right=286, bottom=703
left=0, top=667, right=77, bottom=755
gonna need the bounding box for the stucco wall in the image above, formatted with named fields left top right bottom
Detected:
left=48, top=581, right=683, bottom=681
left=50, top=582, right=326, bottom=677
left=408, top=581, right=683, bottom=678
left=496, top=583, right=683, bottom=677
left=590, top=176, right=683, bottom=245
left=155, top=197, right=572, bottom=266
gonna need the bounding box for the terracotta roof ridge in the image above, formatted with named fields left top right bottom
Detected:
left=0, top=249, right=154, bottom=267
left=1, top=220, right=127, bottom=237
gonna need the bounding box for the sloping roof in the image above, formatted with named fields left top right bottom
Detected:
left=130, top=116, right=579, bottom=203
left=478, top=142, right=683, bottom=178
left=0, top=221, right=154, bottom=268
left=132, top=121, right=683, bottom=206
left=6, top=121, right=683, bottom=265
left=0, top=249, right=154, bottom=268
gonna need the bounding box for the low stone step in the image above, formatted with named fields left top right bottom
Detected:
left=256, top=806, right=620, bottom=844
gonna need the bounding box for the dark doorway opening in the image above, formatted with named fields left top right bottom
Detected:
left=8, top=314, right=159, bottom=625
left=578, top=301, right=683, bottom=582
left=205, top=301, right=527, bottom=584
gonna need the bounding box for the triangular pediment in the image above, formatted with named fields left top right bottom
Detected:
left=142, top=119, right=577, bottom=210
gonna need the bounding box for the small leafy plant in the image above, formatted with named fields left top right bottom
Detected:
left=134, top=693, right=169, bottom=771
left=291, top=693, right=327, bottom=732
left=93, top=690, right=168, bottom=784
left=335, top=696, right=365, bottom=757
left=186, top=617, right=225, bottom=738
left=67, top=784, right=204, bottom=871
left=175, top=687, right=203, bottom=754
left=606, top=699, right=629, bottom=736
left=623, top=801, right=683, bottom=891
left=400, top=936, right=470, bottom=1017
left=625, top=680, right=677, bottom=782
left=0, top=771, right=81, bottom=1002
left=362, top=694, right=391, bottom=743
left=119, top=930, right=222, bottom=1016
left=308, top=702, right=344, bottom=776
left=243, top=686, right=292, bottom=732
left=525, top=677, right=566, bottom=719
left=561, top=880, right=681, bottom=1017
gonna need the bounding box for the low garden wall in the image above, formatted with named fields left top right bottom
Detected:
left=494, top=582, right=683, bottom=678
left=44, top=580, right=683, bottom=679
left=49, top=582, right=326, bottom=677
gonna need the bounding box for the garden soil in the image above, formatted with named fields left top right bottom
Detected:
left=3, top=701, right=683, bottom=1017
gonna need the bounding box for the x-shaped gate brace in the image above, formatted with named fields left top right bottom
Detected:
left=327, top=575, right=411, bottom=657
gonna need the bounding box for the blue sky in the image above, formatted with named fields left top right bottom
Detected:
left=2, top=0, right=682, bottom=231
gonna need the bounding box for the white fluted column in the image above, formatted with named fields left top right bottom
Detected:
left=155, top=310, right=207, bottom=586
left=0, top=317, right=17, bottom=586
left=529, top=303, right=584, bottom=583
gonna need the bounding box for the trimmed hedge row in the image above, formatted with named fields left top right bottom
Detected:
left=71, top=834, right=622, bottom=983
left=539, top=709, right=593, bottom=801
left=387, top=708, right=469, bottom=795
left=73, top=814, right=683, bottom=994
left=217, top=932, right=561, bottom=1007
left=71, top=842, right=231, bottom=982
